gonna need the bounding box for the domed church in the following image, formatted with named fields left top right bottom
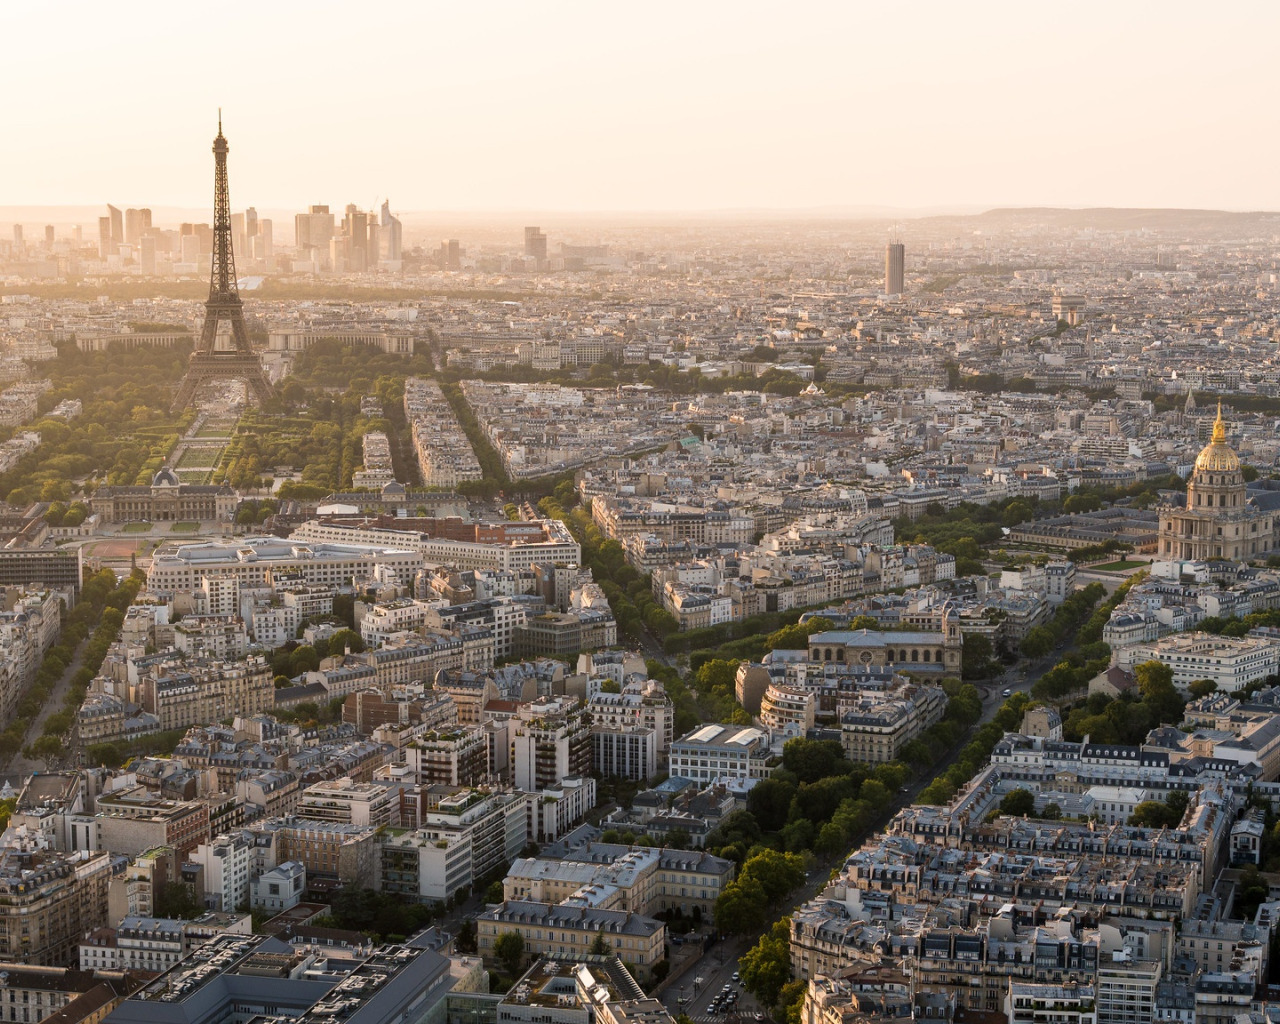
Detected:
left=1158, top=406, right=1275, bottom=561
left=90, top=467, right=238, bottom=524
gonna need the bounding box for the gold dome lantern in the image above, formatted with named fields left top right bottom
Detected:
left=1194, top=404, right=1240, bottom=474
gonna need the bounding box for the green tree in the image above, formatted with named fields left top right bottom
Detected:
left=714, top=876, right=767, bottom=935
left=999, top=787, right=1035, bottom=817
left=1064, top=493, right=1102, bottom=514
left=1130, top=803, right=1169, bottom=830
left=154, top=881, right=205, bottom=919
left=1237, top=864, right=1269, bottom=921
left=1128, top=790, right=1189, bottom=829
left=1188, top=679, right=1218, bottom=700
left=1020, top=625, right=1056, bottom=660
left=815, top=820, right=849, bottom=856
left=553, top=479, right=577, bottom=507
left=738, top=921, right=792, bottom=1008
left=289, top=645, right=321, bottom=676
left=740, top=850, right=805, bottom=905
left=327, top=629, right=366, bottom=655
left=1134, top=659, right=1183, bottom=725
left=24, top=735, right=63, bottom=769
left=776, top=979, right=808, bottom=1024
left=85, top=742, right=123, bottom=768
left=779, top=818, right=815, bottom=853
left=781, top=737, right=848, bottom=784
left=695, top=659, right=739, bottom=693
left=962, top=632, right=996, bottom=680
left=766, top=617, right=835, bottom=651
left=746, top=778, right=797, bottom=833
left=1164, top=789, right=1190, bottom=823
left=589, top=932, right=613, bottom=956
left=1003, top=500, right=1033, bottom=528
left=493, top=931, right=526, bottom=976
left=705, top=809, right=762, bottom=852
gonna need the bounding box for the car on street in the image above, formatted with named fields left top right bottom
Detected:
left=1002, top=688, right=1011, bottom=697
left=732, top=972, right=740, bottom=981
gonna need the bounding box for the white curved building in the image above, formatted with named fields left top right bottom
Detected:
left=759, top=683, right=815, bottom=741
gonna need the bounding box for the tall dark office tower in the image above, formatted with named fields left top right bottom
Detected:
left=524, top=226, right=547, bottom=261
left=98, top=217, right=112, bottom=258
left=171, top=116, right=274, bottom=412
left=885, top=242, right=905, bottom=295
left=44, top=225, right=54, bottom=249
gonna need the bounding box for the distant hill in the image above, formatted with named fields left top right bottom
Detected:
left=917, top=206, right=1280, bottom=237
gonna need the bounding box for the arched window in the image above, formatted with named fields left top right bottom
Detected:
left=911, top=649, right=919, bottom=662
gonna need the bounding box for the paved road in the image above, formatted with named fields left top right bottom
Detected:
left=6, top=637, right=88, bottom=776
left=661, top=936, right=767, bottom=1021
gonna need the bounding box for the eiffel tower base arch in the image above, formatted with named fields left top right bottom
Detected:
left=171, top=352, right=275, bottom=413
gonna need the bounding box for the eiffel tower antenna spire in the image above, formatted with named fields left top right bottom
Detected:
left=172, top=115, right=274, bottom=412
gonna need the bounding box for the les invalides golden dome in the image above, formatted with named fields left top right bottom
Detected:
left=1194, top=404, right=1241, bottom=475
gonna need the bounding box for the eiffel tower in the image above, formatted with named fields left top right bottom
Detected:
left=171, top=115, right=274, bottom=412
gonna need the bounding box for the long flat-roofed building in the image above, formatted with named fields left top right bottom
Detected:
left=288, top=517, right=581, bottom=572
left=668, top=724, right=773, bottom=783
left=147, top=537, right=422, bottom=592
left=0, top=546, right=82, bottom=603
left=100, top=933, right=457, bottom=1024
left=1115, top=631, right=1280, bottom=693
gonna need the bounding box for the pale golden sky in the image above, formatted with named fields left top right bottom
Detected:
left=6, top=0, right=1278, bottom=212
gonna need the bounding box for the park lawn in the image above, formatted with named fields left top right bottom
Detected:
left=170, top=522, right=201, bottom=533
left=1091, top=559, right=1147, bottom=571
left=175, top=446, right=225, bottom=468
left=121, top=522, right=153, bottom=533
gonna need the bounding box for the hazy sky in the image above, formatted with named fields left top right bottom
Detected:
left=7, top=0, right=1279, bottom=213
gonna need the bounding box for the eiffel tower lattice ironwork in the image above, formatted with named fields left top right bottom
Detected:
left=171, top=115, right=274, bottom=412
